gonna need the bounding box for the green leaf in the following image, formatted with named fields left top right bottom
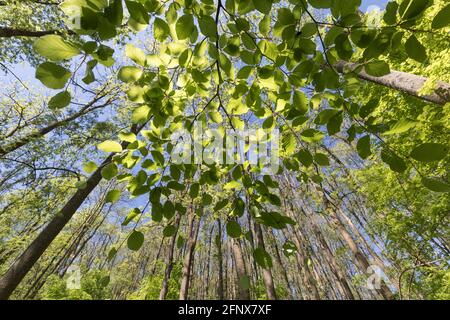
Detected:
left=282, top=132, right=296, bottom=155
left=259, top=15, right=271, bottom=36
left=105, top=189, right=120, bottom=203
left=314, top=152, right=330, bottom=166
left=226, top=221, right=242, bottom=238
left=214, top=199, right=229, bottom=211
left=177, top=236, right=184, bottom=249
left=252, top=0, right=272, bottom=14
left=125, top=0, right=149, bottom=25
left=384, top=119, right=418, bottom=135
left=293, top=90, right=309, bottom=114
left=381, top=149, right=407, bottom=173
left=163, top=225, right=177, bottom=237
left=75, top=180, right=87, bottom=189
left=122, top=208, right=141, bottom=226
left=309, top=0, right=331, bottom=9
left=127, top=230, right=144, bottom=251
left=357, top=135, right=371, bottom=159
left=101, top=163, right=118, bottom=180
left=118, top=66, right=143, bottom=83
left=239, top=275, right=250, bottom=290
left=253, top=247, right=273, bottom=268
left=118, top=132, right=136, bottom=143
left=198, top=15, right=217, bottom=38
left=405, top=35, right=427, bottom=63
left=410, top=143, right=448, bottom=162
left=163, top=201, right=175, bottom=219
left=384, top=1, right=398, bottom=25
left=202, top=194, right=213, bottom=206
left=282, top=160, right=298, bottom=176
left=300, top=129, right=324, bottom=143
left=107, top=247, right=117, bottom=261
left=189, top=183, right=200, bottom=198
left=83, top=161, right=97, bottom=174
left=33, top=35, right=80, bottom=61
left=83, top=60, right=96, bottom=84
left=98, top=140, right=122, bottom=153
left=327, top=112, right=343, bottom=135
left=421, top=177, right=450, bottom=193
left=262, top=116, right=274, bottom=129
left=365, top=60, right=390, bottom=77
left=294, top=149, right=314, bottom=167
left=105, top=0, right=123, bottom=26
left=282, top=241, right=297, bottom=257
left=36, top=62, right=71, bottom=89
left=125, top=44, right=146, bottom=66
left=154, top=17, right=170, bottom=41
left=400, top=0, right=429, bottom=20
left=224, top=180, right=241, bottom=190
left=167, top=181, right=184, bottom=191
left=132, top=105, right=151, bottom=123
left=258, top=40, right=278, bottom=61
left=176, top=14, right=195, bottom=40
left=432, top=4, right=450, bottom=29
left=315, top=109, right=340, bottom=125
left=209, top=111, right=223, bottom=123
left=48, top=91, right=71, bottom=109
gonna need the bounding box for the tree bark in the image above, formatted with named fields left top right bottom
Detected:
left=252, top=220, right=277, bottom=300
left=0, top=27, right=74, bottom=38
left=269, top=229, right=294, bottom=299
left=216, top=218, right=224, bottom=300
left=179, top=210, right=200, bottom=300
left=230, top=237, right=250, bottom=300
left=336, top=60, right=450, bottom=105
left=159, top=213, right=181, bottom=300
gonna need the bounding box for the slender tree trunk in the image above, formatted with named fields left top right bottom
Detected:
left=0, top=123, right=144, bottom=300
left=322, top=195, right=394, bottom=300
left=204, top=226, right=214, bottom=299
left=280, top=196, right=321, bottom=300
left=310, top=220, right=355, bottom=299
left=0, top=26, right=74, bottom=38
left=269, top=229, right=294, bottom=299
left=336, top=60, right=450, bottom=105
left=230, top=237, right=250, bottom=300
left=0, top=94, right=111, bottom=156
left=334, top=203, right=400, bottom=291
left=179, top=210, right=200, bottom=300
left=252, top=220, right=277, bottom=300
left=216, top=218, right=224, bottom=300
left=159, top=213, right=181, bottom=300
left=289, top=231, right=320, bottom=300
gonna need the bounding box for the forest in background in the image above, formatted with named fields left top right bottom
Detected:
left=0, top=0, right=449, bottom=300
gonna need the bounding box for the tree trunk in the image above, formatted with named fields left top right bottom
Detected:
left=216, top=219, right=224, bottom=300
left=309, top=220, right=355, bottom=299
left=179, top=210, right=200, bottom=300
left=252, top=220, right=277, bottom=300
left=159, top=213, right=181, bottom=300
left=0, top=93, right=111, bottom=156
left=230, top=237, right=250, bottom=300
left=269, top=229, right=294, bottom=299
left=322, top=195, right=394, bottom=300
left=0, top=26, right=74, bottom=38
left=0, top=123, right=144, bottom=300
left=336, top=60, right=450, bottom=105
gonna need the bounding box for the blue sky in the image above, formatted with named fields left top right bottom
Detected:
left=361, top=0, right=389, bottom=11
